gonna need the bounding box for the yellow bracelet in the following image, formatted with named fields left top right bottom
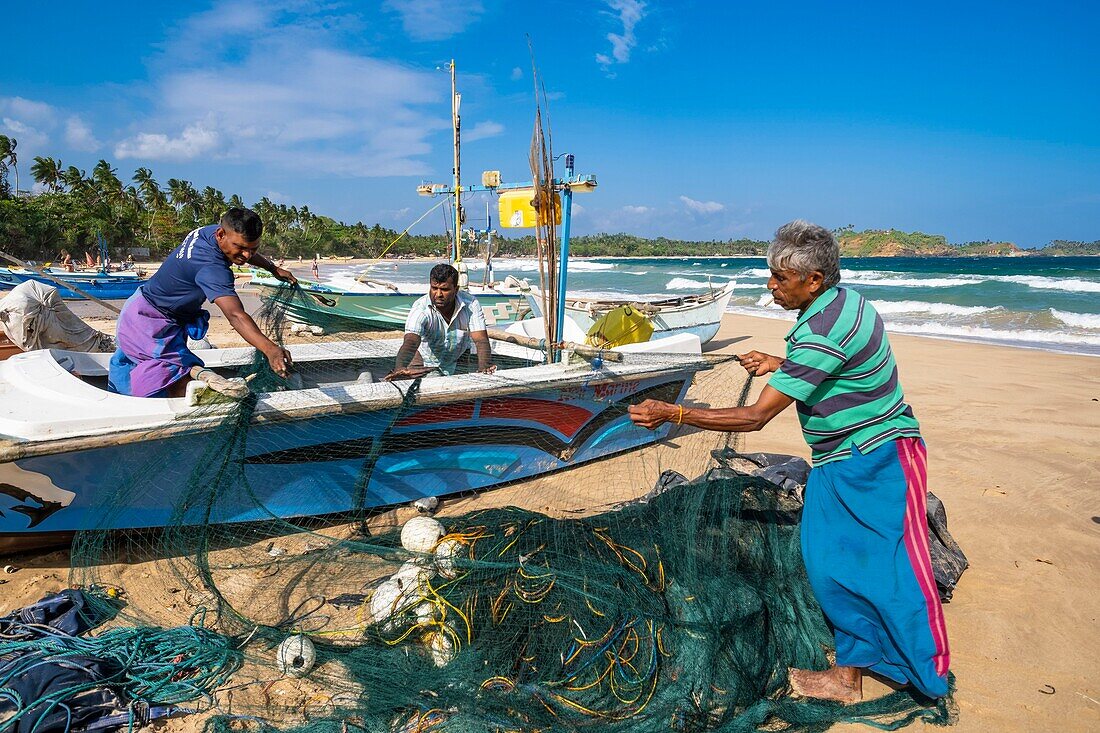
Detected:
left=675, top=404, right=684, bottom=425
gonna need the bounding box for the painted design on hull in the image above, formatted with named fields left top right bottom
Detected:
left=0, top=377, right=690, bottom=538
left=0, top=483, right=66, bottom=528
left=242, top=381, right=680, bottom=466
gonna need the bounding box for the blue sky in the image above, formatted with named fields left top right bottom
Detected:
left=3, top=1, right=1097, bottom=247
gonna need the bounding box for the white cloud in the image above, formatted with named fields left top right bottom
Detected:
left=384, top=0, right=485, bottom=41
left=622, top=205, right=652, bottom=214
left=113, top=4, right=449, bottom=177
left=0, top=116, right=49, bottom=152
left=680, top=195, right=725, bottom=214
left=5, top=97, right=56, bottom=123
left=510, top=67, right=523, bottom=81
left=596, top=0, right=647, bottom=72
left=116, top=122, right=220, bottom=161
left=464, top=121, right=504, bottom=143
left=64, top=117, right=101, bottom=151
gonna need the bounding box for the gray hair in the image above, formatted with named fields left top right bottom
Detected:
left=766, top=220, right=841, bottom=289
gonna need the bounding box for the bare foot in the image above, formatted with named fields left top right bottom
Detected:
left=788, top=665, right=863, bottom=704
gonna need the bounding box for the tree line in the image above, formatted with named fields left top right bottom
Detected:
left=0, top=138, right=1094, bottom=261
left=0, top=141, right=463, bottom=261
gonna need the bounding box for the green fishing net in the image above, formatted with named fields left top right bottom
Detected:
left=57, top=284, right=954, bottom=732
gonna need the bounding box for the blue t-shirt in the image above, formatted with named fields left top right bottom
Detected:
left=141, top=225, right=237, bottom=322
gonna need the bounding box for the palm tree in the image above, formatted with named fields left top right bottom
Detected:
left=31, top=156, right=63, bottom=192
left=200, top=186, right=227, bottom=221
left=167, top=178, right=201, bottom=224
left=133, top=167, right=167, bottom=245
left=227, top=193, right=244, bottom=209
left=61, top=165, right=87, bottom=192
left=91, top=160, right=123, bottom=200
left=0, top=135, right=13, bottom=196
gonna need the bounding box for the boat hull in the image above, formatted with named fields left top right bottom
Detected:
left=255, top=283, right=529, bottom=329
left=568, top=286, right=735, bottom=345
left=0, top=373, right=688, bottom=546
left=0, top=268, right=144, bottom=300
left=528, top=282, right=736, bottom=345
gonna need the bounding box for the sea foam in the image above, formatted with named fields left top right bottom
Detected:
left=870, top=300, right=998, bottom=317
left=994, top=275, right=1100, bottom=293
left=1050, top=309, right=1100, bottom=329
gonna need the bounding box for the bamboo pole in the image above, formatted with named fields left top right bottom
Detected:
left=0, top=249, right=122, bottom=314
left=486, top=327, right=624, bottom=362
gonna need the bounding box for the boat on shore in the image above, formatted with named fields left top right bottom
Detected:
left=524, top=280, right=737, bottom=345
left=0, top=335, right=711, bottom=551
left=250, top=273, right=531, bottom=330
left=0, top=266, right=144, bottom=301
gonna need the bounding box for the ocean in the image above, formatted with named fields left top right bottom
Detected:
left=321, top=256, right=1100, bottom=357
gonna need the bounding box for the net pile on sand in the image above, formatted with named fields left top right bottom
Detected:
left=60, top=285, right=953, bottom=732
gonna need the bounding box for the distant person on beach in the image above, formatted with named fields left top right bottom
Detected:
left=629, top=220, right=949, bottom=703
left=311, top=258, right=320, bottom=280
left=387, top=263, right=494, bottom=379
left=58, top=249, right=74, bottom=272
left=108, top=207, right=297, bottom=398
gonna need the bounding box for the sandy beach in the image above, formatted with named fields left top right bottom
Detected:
left=2, top=305, right=1098, bottom=732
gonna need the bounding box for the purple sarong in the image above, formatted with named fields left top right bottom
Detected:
left=107, top=290, right=205, bottom=397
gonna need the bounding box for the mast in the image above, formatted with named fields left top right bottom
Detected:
left=450, top=60, right=463, bottom=264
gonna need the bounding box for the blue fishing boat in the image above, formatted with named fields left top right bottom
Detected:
left=0, top=336, right=711, bottom=550
left=0, top=267, right=144, bottom=300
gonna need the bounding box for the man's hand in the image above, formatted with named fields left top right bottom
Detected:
left=736, top=351, right=783, bottom=376
left=264, top=345, right=293, bottom=378
left=384, top=366, right=438, bottom=382
left=272, top=267, right=298, bottom=285
left=628, top=399, right=679, bottom=430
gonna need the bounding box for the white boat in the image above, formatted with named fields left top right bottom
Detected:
left=0, top=335, right=710, bottom=550
left=524, top=280, right=737, bottom=344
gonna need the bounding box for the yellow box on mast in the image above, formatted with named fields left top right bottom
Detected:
left=498, top=189, right=561, bottom=228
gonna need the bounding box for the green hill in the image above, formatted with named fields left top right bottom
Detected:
left=837, top=229, right=1023, bottom=257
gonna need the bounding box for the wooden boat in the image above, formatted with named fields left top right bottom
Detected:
left=0, top=267, right=144, bottom=301
left=524, top=280, right=737, bottom=345
left=0, top=336, right=711, bottom=550
left=250, top=273, right=531, bottom=330
left=0, top=331, right=19, bottom=361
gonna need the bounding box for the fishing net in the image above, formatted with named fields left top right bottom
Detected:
left=42, top=283, right=956, bottom=732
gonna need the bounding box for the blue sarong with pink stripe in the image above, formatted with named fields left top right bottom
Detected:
left=801, top=436, right=950, bottom=698
left=107, top=289, right=207, bottom=398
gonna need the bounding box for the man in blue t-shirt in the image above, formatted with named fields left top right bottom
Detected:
left=108, top=207, right=297, bottom=398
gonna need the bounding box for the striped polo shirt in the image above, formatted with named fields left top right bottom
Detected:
left=768, top=286, right=921, bottom=466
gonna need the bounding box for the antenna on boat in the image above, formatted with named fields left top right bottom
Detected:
left=449, top=59, right=469, bottom=290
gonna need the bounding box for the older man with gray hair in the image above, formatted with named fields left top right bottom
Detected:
left=629, top=220, right=950, bottom=703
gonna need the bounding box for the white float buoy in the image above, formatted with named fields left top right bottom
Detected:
left=414, top=601, right=436, bottom=624
left=400, top=516, right=444, bottom=554
left=412, top=496, right=439, bottom=514
left=369, top=578, right=405, bottom=626
left=423, top=627, right=457, bottom=667
left=434, top=538, right=464, bottom=580
left=276, top=634, right=316, bottom=677
left=395, top=559, right=435, bottom=586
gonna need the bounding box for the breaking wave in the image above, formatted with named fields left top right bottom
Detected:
left=1050, top=309, right=1100, bottom=329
